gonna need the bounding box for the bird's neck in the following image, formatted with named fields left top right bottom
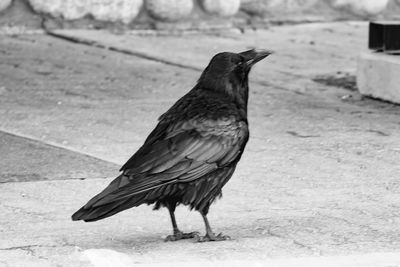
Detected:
left=197, top=77, right=249, bottom=114
left=223, top=77, right=249, bottom=115
left=236, top=78, right=249, bottom=113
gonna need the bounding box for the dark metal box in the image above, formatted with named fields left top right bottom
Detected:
left=369, top=21, right=400, bottom=53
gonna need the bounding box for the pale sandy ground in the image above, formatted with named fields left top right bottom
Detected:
left=1, top=22, right=400, bottom=266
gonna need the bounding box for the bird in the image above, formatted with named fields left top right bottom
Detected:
left=72, top=49, right=272, bottom=242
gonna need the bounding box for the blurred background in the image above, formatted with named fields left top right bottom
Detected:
left=0, top=0, right=399, bottom=31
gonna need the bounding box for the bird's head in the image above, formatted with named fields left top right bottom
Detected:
left=197, top=49, right=272, bottom=99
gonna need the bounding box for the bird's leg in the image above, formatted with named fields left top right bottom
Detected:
left=164, top=203, right=198, bottom=242
left=195, top=211, right=230, bottom=242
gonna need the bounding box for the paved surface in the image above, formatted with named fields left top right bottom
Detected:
left=0, top=131, right=117, bottom=183
left=1, top=22, right=400, bottom=266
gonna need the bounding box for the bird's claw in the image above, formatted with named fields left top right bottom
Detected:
left=194, top=232, right=231, bottom=242
left=164, top=231, right=200, bottom=242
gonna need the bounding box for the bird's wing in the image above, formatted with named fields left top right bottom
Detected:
left=88, top=116, right=248, bottom=207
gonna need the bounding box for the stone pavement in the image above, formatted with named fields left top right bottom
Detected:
left=1, top=22, right=400, bottom=266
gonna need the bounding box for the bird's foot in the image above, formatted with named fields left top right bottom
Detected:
left=194, top=232, right=231, bottom=242
left=164, top=231, right=199, bottom=242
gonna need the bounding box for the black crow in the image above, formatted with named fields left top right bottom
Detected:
left=72, top=49, right=272, bottom=242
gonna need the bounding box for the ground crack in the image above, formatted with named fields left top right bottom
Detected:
left=0, top=245, right=41, bottom=256
left=266, top=229, right=322, bottom=255
left=46, top=31, right=201, bottom=71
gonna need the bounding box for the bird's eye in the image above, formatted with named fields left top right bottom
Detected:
left=232, top=56, right=244, bottom=66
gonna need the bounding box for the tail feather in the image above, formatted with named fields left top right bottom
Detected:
left=71, top=174, right=151, bottom=222
left=71, top=192, right=148, bottom=222
left=71, top=173, right=178, bottom=222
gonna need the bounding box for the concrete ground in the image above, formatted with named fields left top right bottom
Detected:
left=1, top=22, right=400, bottom=266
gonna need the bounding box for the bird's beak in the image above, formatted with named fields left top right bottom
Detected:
left=239, top=49, right=273, bottom=67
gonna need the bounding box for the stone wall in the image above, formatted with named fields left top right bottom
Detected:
left=0, top=0, right=399, bottom=31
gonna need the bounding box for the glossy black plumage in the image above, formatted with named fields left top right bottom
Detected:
left=72, top=49, right=271, bottom=241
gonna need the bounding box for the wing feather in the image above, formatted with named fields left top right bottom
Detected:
left=92, top=116, right=248, bottom=206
